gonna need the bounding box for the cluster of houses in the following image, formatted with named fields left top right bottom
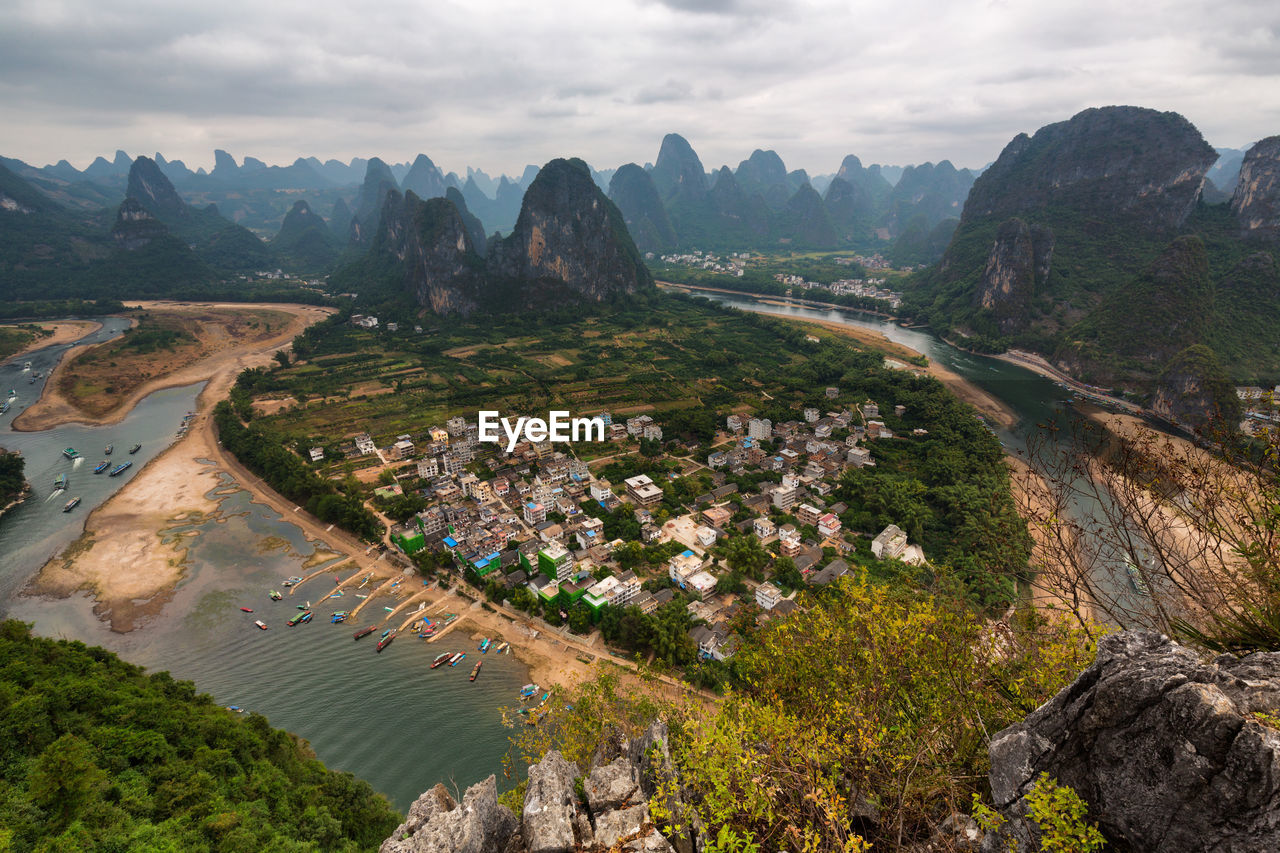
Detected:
left=656, top=250, right=749, bottom=276
left=1237, top=385, right=1280, bottom=434
left=771, top=273, right=902, bottom=308
left=330, top=396, right=923, bottom=666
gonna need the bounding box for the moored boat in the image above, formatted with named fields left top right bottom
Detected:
left=331, top=613, right=347, bottom=623
left=287, top=610, right=312, bottom=627
left=470, top=661, right=482, bottom=682
left=129, top=444, right=141, bottom=454
left=496, top=642, right=510, bottom=653
left=108, top=461, right=132, bottom=477
left=269, top=590, right=282, bottom=601
left=63, top=496, right=81, bottom=512
left=520, top=683, right=539, bottom=698
left=353, top=626, right=375, bottom=640
left=479, top=638, right=491, bottom=653
left=240, top=607, right=254, bottom=612
left=449, top=652, right=465, bottom=666
left=377, top=632, right=396, bottom=652
left=254, top=620, right=268, bottom=630
left=299, top=611, right=312, bottom=624
left=432, top=652, right=452, bottom=668
left=93, top=461, right=109, bottom=474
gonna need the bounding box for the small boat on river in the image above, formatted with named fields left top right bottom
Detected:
left=353, top=626, right=375, bottom=640
left=63, top=497, right=81, bottom=512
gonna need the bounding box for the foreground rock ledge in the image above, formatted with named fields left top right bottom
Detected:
left=382, top=721, right=700, bottom=853
left=986, top=631, right=1280, bottom=852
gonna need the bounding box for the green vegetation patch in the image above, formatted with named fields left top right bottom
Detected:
left=0, top=620, right=400, bottom=852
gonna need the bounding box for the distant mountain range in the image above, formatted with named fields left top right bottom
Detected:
left=3, top=116, right=1272, bottom=415
left=905, top=106, right=1280, bottom=426
left=330, top=158, right=651, bottom=316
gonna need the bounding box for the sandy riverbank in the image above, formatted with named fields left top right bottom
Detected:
left=1005, top=456, right=1100, bottom=625
left=14, top=302, right=329, bottom=432
left=26, top=302, right=336, bottom=631
left=791, top=317, right=1019, bottom=429
left=2, top=320, right=104, bottom=363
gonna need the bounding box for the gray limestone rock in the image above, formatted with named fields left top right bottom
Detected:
left=985, top=631, right=1280, bottom=852
left=380, top=776, right=516, bottom=853
left=522, top=751, right=581, bottom=853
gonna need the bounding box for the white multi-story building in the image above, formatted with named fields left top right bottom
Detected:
left=624, top=474, right=664, bottom=506
left=416, top=457, right=439, bottom=478
left=747, top=418, right=773, bottom=441
left=756, top=581, right=784, bottom=611
left=871, top=524, right=908, bottom=560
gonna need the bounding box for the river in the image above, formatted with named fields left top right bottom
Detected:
left=0, top=298, right=1126, bottom=812
left=0, top=322, right=527, bottom=812
left=690, top=291, right=1068, bottom=452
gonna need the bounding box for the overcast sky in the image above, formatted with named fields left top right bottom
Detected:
left=2, top=0, right=1277, bottom=177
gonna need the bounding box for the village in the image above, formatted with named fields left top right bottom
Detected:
left=310, top=391, right=927, bottom=673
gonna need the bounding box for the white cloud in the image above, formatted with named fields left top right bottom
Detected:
left=0, top=0, right=1276, bottom=177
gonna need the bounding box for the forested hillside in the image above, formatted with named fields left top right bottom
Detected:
left=0, top=620, right=400, bottom=852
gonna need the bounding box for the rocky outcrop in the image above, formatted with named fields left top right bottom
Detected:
left=272, top=200, right=340, bottom=268
left=780, top=183, right=838, bottom=248
left=385, top=722, right=701, bottom=853
left=885, top=160, right=974, bottom=235
left=339, top=157, right=651, bottom=315
left=111, top=198, right=171, bottom=250
left=650, top=133, right=709, bottom=205
left=445, top=188, right=488, bottom=256
left=972, top=218, right=1053, bottom=334
left=608, top=164, right=677, bottom=254
left=1232, top=136, right=1280, bottom=239
left=372, top=190, right=486, bottom=316
left=403, top=154, right=449, bottom=202
left=489, top=158, right=653, bottom=304
left=985, top=631, right=1280, bottom=852
left=351, top=158, right=400, bottom=243
left=962, top=107, right=1215, bottom=232
left=734, top=149, right=792, bottom=209
left=127, top=155, right=190, bottom=223
left=380, top=776, right=517, bottom=853
left=1151, top=344, right=1241, bottom=432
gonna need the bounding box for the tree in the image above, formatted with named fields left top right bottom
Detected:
left=28, top=734, right=106, bottom=828
left=568, top=603, right=594, bottom=635
left=1016, top=414, right=1280, bottom=648
left=722, top=535, right=768, bottom=580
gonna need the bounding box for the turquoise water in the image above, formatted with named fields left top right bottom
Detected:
left=0, top=299, right=1139, bottom=810
left=0, top=331, right=528, bottom=812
